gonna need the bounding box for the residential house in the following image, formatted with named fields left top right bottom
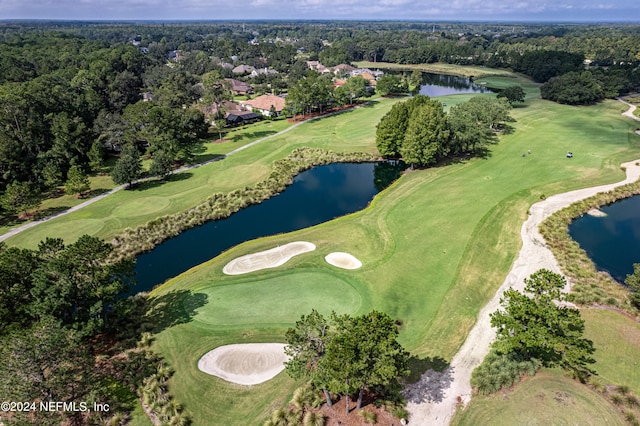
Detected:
left=250, top=68, right=279, bottom=78
left=233, top=64, right=256, bottom=75
left=333, top=63, right=356, bottom=76
left=225, top=78, right=253, bottom=95
left=239, top=94, right=286, bottom=117
left=226, top=111, right=262, bottom=126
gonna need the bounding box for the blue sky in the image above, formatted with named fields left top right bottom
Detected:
left=1, top=0, right=639, bottom=22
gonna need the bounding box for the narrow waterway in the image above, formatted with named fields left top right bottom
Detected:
left=134, top=161, right=404, bottom=292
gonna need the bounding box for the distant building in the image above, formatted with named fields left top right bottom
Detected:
left=250, top=68, right=279, bottom=78
left=233, top=65, right=256, bottom=75
left=225, top=78, right=253, bottom=95
left=239, top=94, right=286, bottom=117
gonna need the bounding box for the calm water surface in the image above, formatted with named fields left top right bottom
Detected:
left=134, top=162, right=404, bottom=292
left=569, top=195, right=640, bottom=282
left=418, top=73, right=493, bottom=97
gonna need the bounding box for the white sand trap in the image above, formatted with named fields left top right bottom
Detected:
left=198, top=343, right=288, bottom=385
left=325, top=252, right=362, bottom=270
left=223, top=241, right=316, bottom=275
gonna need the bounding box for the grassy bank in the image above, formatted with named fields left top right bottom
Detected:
left=452, top=368, right=626, bottom=425
left=353, top=61, right=513, bottom=79
left=4, top=100, right=394, bottom=249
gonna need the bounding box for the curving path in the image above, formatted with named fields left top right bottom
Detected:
left=406, top=100, right=640, bottom=425
left=0, top=103, right=372, bottom=243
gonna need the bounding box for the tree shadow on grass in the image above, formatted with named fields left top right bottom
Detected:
left=402, top=355, right=453, bottom=404
left=144, top=290, right=208, bottom=334
left=133, top=172, right=193, bottom=191
left=228, top=130, right=278, bottom=143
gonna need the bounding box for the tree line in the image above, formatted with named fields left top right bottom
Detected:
left=0, top=235, right=177, bottom=424
left=376, top=95, right=514, bottom=167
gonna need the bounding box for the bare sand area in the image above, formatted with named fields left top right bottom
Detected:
left=405, top=158, right=640, bottom=425
left=197, top=343, right=288, bottom=386
left=325, top=252, right=363, bottom=270
left=222, top=241, right=316, bottom=275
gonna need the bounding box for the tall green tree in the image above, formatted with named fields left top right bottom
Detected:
left=64, top=165, right=90, bottom=197
left=400, top=101, right=450, bottom=167
left=375, top=101, right=409, bottom=158
left=490, top=269, right=595, bottom=380
left=111, top=143, right=142, bottom=188
left=497, top=85, right=526, bottom=105
left=284, top=309, right=334, bottom=406
left=335, top=76, right=368, bottom=105
left=0, top=318, right=94, bottom=426
left=30, top=235, right=135, bottom=337
left=375, top=74, right=408, bottom=96
left=148, top=149, right=174, bottom=180
left=0, top=180, right=40, bottom=217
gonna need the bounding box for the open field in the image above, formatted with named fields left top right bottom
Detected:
left=145, top=76, right=640, bottom=424
left=451, top=368, right=627, bottom=426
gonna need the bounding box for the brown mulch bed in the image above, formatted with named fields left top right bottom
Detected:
left=308, top=395, right=404, bottom=426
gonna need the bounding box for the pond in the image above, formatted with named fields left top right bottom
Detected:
left=417, top=72, right=493, bottom=97
left=133, top=161, right=405, bottom=292
left=569, top=195, right=640, bottom=282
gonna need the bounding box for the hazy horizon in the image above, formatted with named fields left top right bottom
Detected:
left=1, top=1, right=638, bottom=23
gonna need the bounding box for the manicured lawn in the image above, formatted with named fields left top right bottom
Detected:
left=451, top=369, right=626, bottom=426
left=583, top=308, right=640, bottom=394
left=149, top=91, right=640, bottom=424
left=7, top=64, right=640, bottom=424
left=4, top=100, right=394, bottom=249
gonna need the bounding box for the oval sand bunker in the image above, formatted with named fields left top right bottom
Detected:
left=223, top=241, right=316, bottom=275
left=198, top=343, right=288, bottom=385
left=325, top=252, right=362, bottom=270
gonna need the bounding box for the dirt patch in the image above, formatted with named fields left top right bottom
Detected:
left=197, top=343, right=288, bottom=385
left=223, top=241, right=316, bottom=275
left=312, top=394, right=404, bottom=426
left=325, top=252, right=363, bottom=270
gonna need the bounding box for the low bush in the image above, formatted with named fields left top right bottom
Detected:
left=470, top=349, right=541, bottom=395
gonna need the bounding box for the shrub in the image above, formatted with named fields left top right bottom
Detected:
left=358, top=409, right=377, bottom=424
left=303, top=412, right=325, bottom=426
left=471, top=350, right=541, bottom=395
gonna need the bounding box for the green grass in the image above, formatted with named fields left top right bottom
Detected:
left=148, top=92, right=640, bottom=424
left=452, top=369, right=627, bottom=426
left=7, top=66, right=640, bottom=424
left=182, top=271, right=364, bottom=328
left=583, top=309, right=640, bottom=394
left=4, top=101, right=392, bottom=249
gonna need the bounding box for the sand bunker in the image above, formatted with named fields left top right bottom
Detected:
left=198, top=343, right=288, bottom=385
left=223, top=241, right=316, bottom=275
left=325, top=252, right=362, bottom=270
left=587, top=208, right=607, bottom=217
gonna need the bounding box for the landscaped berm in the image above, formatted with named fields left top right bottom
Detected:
left=222, top=241, right=316, bottom=275
left=197, top=343, right=288, bottom=386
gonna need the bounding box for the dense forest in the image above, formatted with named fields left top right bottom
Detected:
left=0, top=20, right=639, bottom=424
left=1, top=21, right=639, bottom=197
